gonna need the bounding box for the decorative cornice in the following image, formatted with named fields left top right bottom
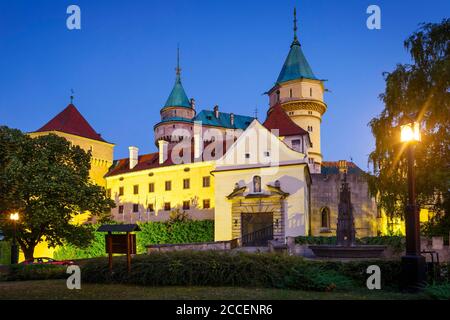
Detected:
left=281, top=99, right=327, bottom=115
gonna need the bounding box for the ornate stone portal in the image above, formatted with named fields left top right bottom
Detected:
left=227, top=182, right=289, bottom=245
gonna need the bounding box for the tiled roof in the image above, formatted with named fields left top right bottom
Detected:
left=276, top=39, right=317, bottom=84
left=164, top=74, right=192, bottom=109
left=35, top=104, right=107, bottom=142
left=194, top=110, right=254, bottom=130
left=263, top=104, right=309, bottom=137
left=319, top=161, right=365, bottom=175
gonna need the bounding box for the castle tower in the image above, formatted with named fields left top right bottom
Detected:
left=154, top=47, right=195, bottom=145
left=267, top=8, right=327, bottom=171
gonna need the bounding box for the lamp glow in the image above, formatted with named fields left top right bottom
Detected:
left=401, top=122, right=421, bottom=142
left=10, top=213, right=19, bottom=221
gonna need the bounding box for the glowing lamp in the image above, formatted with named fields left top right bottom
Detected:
left=10, top=212, right=19, bottom=221
left=400, top=121, right=421, bottom=142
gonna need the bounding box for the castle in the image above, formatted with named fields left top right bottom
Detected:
left=30, top=9, right=396, bottom=252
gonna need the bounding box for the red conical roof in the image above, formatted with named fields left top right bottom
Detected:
left=36, top=104, right=106, bottom=142
left=263, top=104, right=309, bottom=137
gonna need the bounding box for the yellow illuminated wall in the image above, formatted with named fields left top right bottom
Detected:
left=105, top=161, right=215, bottom=222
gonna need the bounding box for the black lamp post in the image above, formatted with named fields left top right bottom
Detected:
left=10, top=212, right=19, bottom=264
left=400, top=120, right=426, bottom=292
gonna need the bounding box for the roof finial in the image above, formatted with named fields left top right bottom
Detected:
left=254, top=106, right=258, bottom=120
left=70, top=88, right=74, bottom=104
left=293, top=7, right=298, bottom=41
left=175, top=44, right=181, bottom=77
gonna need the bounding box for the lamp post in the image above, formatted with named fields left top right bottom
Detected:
left=9, top=212, right=19, bottom=264
left=400, top=120, right=426, bottom=292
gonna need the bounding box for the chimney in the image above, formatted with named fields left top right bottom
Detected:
left=158, top=140, right=169, bottom=164
left=214, top=105, right=219, bottom=118
left=230, top=113, right=235, bottom=126
left=190, top=98, right=195, bottom=110
left=193, top=121, right=203, bottom=159
left=128, top=146, right=139, bottom=169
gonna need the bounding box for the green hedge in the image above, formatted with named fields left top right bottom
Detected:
left=81, top=251, right=404, bottom=292
left=6, top=264, right=67, bottom=281
left=0, top=241, right=11, bottom=265
left=54, top=220, right=214, bottom=260
left=295, top=236, right=405, bottom=253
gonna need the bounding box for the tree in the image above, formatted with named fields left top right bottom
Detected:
left=368, top=19, right=450, bottom=232
left=0, top=126, right=115, bottom=260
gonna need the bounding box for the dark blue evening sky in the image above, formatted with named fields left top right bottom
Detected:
left=1, top=0, right=449, bottom=169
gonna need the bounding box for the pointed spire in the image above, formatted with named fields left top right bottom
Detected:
left=175, top=44, right=181, bottom=77
left=291, top=7, right=300, bottom=47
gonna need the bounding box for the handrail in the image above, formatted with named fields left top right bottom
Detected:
left=239, top=224, right=274, bottom=247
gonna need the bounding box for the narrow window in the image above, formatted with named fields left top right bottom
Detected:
left=119, top=186, right=124, bottom=196
left=118, top=205, right=124, bottom=214
left=203, top=199, right=211, bottom=209
left=310, top=88, right=313, bottom=97
left=203, top=176, right=210, bottom=187
left=133, top=185, right=139, bottom=195
left=245, top=153, right=250, bottom=159
left=289, top=88, right=293, bottom=98
left=148, top=183, right=155, bottom=193
left=133, top=204, right=139, bottom=213
left=164, top=202, right=171, bottom=211
left=321, top=207, right=330, bottom=229
left=165, top=181, right=172, bottom=191
left=264, top=151, right=270, bottom=157
left=147, top=204, right=154, bottom=212
left=183, top=178, right=190, bottom=189
left=183, top=201, right=190, bottom=210
left=253, top=176, right=262, bottom=193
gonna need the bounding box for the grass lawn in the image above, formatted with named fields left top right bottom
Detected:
left=0, top=280, right=426, bottom=300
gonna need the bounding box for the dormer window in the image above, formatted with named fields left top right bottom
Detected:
left=253, top=176, right=262, bottom=193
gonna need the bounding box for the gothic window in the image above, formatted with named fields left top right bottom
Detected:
left=321, top=207, right=330, bottom=229
left=253, top=176, right=262, bottom=193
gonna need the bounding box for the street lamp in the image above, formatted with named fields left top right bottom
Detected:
left=400, top=119, right=426, bottom=292
left=9, top=212, right=19, bottom=264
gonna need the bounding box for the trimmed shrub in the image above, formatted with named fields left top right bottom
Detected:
left=295, top=236, right=405, bottom=253
left=55, top=220, right=214, bottom=260
left=7, top=264, right=67, bottom=281
left=82, top=251, right=388, bottom=292
left=0, top=241, right=11, bottom=265
left=424, top=283, right=450, bottom=300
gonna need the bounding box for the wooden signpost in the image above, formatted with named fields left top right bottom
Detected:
left=97, top=224, right=141, bottom=274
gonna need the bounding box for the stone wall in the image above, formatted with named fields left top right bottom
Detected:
left=310, top=173, right=379, bottom=237
left=147, top=240, right=237, bottom=253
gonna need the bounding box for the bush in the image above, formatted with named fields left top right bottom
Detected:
left=7, top=264, right=67, bottom=281
left=54, top=220, right=214, bottom=260
left=295, top=236, right=405, bottom=253
left=82, top=251, right=393, bottom=292
left=0, top=241, right=11, bottom=265
left=424, top=283, right=450, bottom=300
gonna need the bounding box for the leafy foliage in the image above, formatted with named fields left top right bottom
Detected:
left=54, top=220, right=215, bottom=259
left=6, top=264, right=67, bottom=281
left=82, top=251, right=358, bottom=292
left=0, top=127, right=115, bottom=260
left=424, top=283, right=450, bottom=300
left=367, top=19, right=450, bottom=219
left=0, top=241, right=11, bottom=265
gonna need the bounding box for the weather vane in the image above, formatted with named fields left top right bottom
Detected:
left=70, top=89, right=74, bottom=104
left=175, top=44, right=181, bottom=76
left=254, top=106, right=258, bottom=120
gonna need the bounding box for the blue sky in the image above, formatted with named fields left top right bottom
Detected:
left=1, top=0, right=449, bottom=169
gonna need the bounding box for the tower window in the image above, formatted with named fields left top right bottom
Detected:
left=307, top=126, right=313, bottom=132
left=289, top=89, right=293, bottom=98
left=308, top=111, right=313, bottom=115
left=310, top=88, right=313, bottom=97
